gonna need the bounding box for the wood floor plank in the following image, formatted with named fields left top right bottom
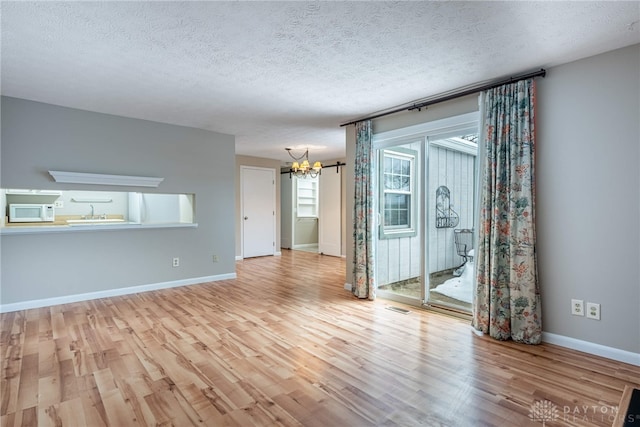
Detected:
left=57, top=398, right=86, bottom=427
left=93, top=369, right=140, bottom=426
left=76, top=376, right=108, bottom=427
left=2, top=250, right=638, bottom=426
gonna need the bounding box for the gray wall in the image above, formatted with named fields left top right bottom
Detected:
left=536, top=44, right=639, bottom=353
left=1, top=97, right=236, bottom=305
left=346, top=44, right=640, bottom=354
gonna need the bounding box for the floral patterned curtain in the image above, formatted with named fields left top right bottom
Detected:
left=473, top=79, right=542, bottom=344
left=352, top=120, right=376, bottom=299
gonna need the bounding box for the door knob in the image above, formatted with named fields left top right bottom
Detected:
left=244, top=216, right=248, bottom=220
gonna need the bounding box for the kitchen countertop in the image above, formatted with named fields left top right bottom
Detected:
left=3, top=214, right=124, bottom=226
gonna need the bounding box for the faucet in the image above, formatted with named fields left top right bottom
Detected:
left=89, top=204, right=95, bottom=219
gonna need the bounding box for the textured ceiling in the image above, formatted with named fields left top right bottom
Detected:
left=2, top=1, right=639, bottom=163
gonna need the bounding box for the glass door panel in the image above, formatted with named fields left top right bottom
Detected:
left=376, top=139, right=424, bottom=303
left=425, top=134, right=478, bottom=313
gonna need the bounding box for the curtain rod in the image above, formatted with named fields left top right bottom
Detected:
left=340, top=68, right=546, bottom=127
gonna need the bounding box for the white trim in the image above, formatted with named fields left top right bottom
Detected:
left=236, top=253, right=282, bottom=260
left=1, top=222, right=198, bottom=235
left=377, top=290, right=422, bottom=307
left=543, top=332, right=640, bottom=366
left=344, top=283, right=352, bottom=291
left=0, top=273, right=236, bottom=313
left=292, top=243, right=318, bottom=249
left=430, top=137, right=478, bottom=156
left=49, top=170, right=164, bottom=187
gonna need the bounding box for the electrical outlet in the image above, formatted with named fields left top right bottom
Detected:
left=172, top=257, right=180, bottom=267
left=571, top=299, right=584, bottom=316
left=54, top=200, right=64, bottom=208
left=212, top=254, right=219, bottom=263
left=586, top=302, right=601, bottom=320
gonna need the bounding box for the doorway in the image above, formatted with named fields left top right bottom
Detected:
left=374, top=113, right=479, bottom=314
left=241, top=166, right=276, bottom=258
left=282, top=175, right=320, bottom=253
left=281, top=166, right=344, bottom=257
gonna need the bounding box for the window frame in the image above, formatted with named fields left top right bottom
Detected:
left=379, top=147, right=418, bottom=239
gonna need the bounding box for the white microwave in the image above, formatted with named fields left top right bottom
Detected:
left=9, top=204, right=55, bottom=222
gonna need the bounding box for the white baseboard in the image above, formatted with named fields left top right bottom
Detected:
left=0, top=273, right=237, bottom=313
left=236, top=252, right=282, bottom=260
left=292, top=244, right=318, bottom=249
left=543, top=332, right=640, bottom=366
left=344, top=283, right=352, bottom=291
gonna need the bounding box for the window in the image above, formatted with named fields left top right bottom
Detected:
left=380, top=148, right=417, bottom=238
left=296, top=177, right=318, bottom=217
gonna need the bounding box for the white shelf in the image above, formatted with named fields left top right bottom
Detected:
left=1, top=222, right=198, bottom=235
left=49, top=171, right=164, bottom=187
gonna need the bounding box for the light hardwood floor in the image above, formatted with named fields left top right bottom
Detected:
left=1, top=250, right=638, bottom=426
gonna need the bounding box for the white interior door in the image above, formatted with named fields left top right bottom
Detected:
left=242, top=166, right=276, bottom=258
left=318, top=168, right=342, bottom=257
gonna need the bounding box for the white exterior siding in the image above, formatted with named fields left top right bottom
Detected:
left=428, top=144, right=476, bottom=274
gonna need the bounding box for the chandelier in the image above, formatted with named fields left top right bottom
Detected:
left=286, top=148, right=322, bottom=178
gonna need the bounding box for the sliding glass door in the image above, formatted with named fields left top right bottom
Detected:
left=374, top=113, right=479, bottom=314
left=426, top=134, right=477, bottom=313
